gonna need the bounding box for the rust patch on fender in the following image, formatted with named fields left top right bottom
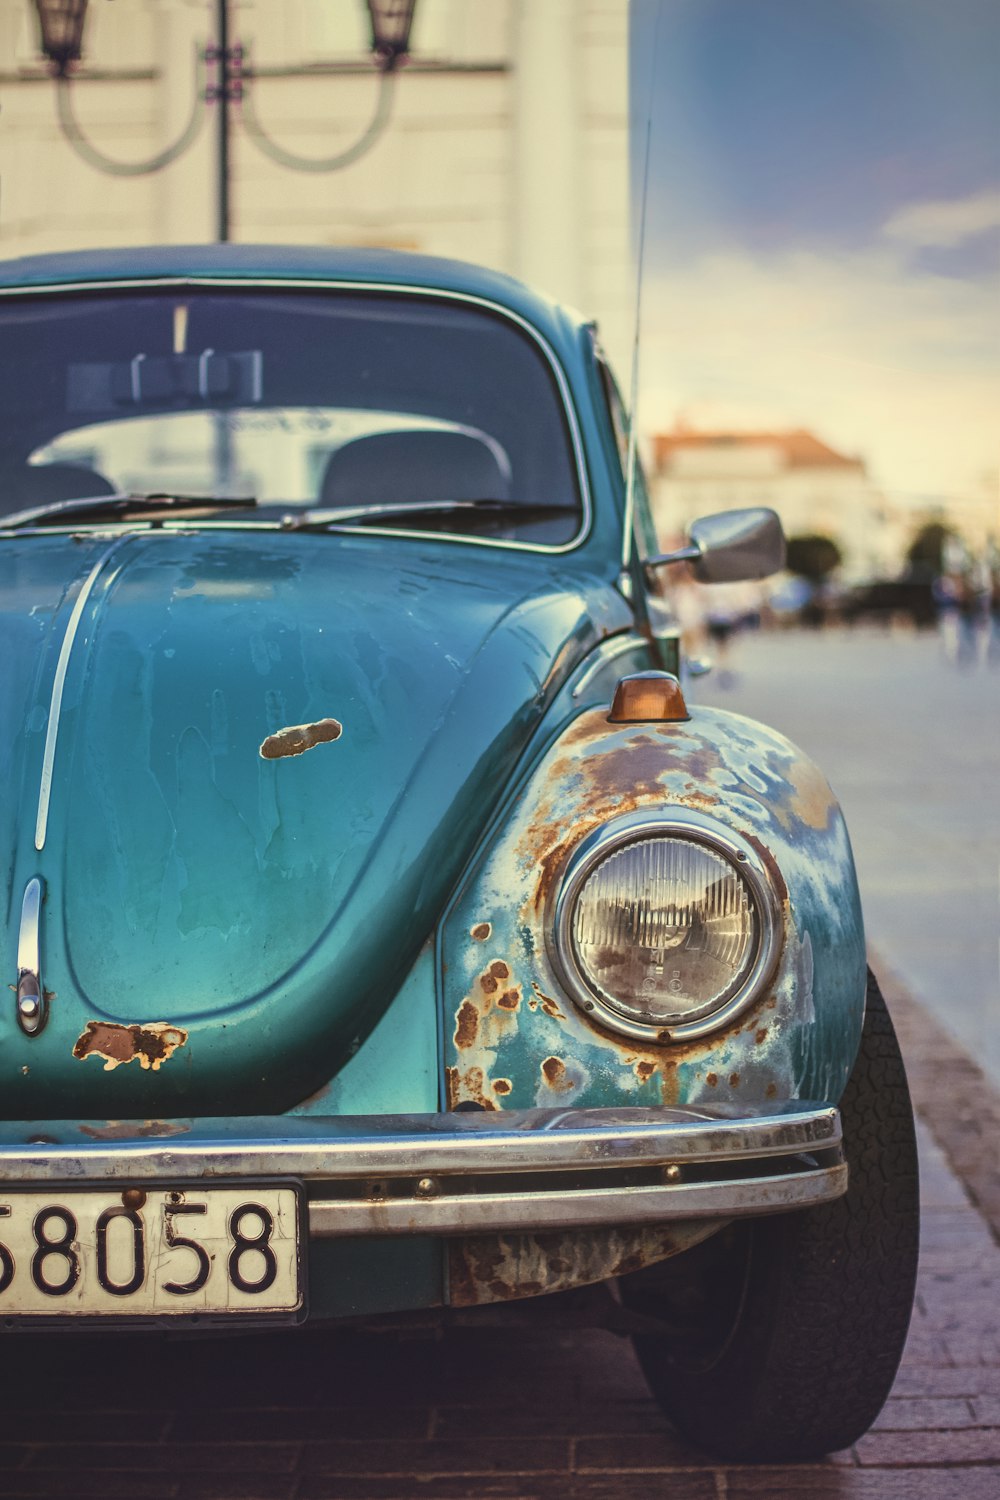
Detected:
left=492, top=1078, right=512, bottom=1096
left=73, top=1022, right=188, bottom=1073
left=497, top=987, right=522, bottom=1011
left=743, top=832, right=789, bottom=904
left=454, top=998, right=479, bottom=1050
left=532, top=983, right=566, bottom=1020
left=635, top=1060, right=657, bottom=1083
left=470, top=922, right=492, bottom=942
left=448, top=1065, right=499, bottom=1111
left=79, top=1120, right=190, bottom=1140
left=259, top=717, right=343, bottom=760
left=479, top=960, right=510, bottom=995
left=541, top=1056, right=574, bottom=1092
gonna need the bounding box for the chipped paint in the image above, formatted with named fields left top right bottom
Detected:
left=259, top=716, right=343, bottom=760
left=72, top=1021, right=189, bottom=1072
left=470, top=922, right=492, bottom=942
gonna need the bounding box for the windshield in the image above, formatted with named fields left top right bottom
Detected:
left=0, top=287, right=583, bottom=544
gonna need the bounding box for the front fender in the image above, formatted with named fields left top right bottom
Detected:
left=440, top=704, right=866, bottom=1112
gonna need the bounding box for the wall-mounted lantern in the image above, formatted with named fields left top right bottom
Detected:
left=366, top=0, right=416, bottom=72
left=31, top=0, right=89, bottom=78
left=29, top=0, right=417, bottom=240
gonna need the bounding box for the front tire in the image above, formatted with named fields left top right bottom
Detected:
left=620, top=969, right=919, bottom=1462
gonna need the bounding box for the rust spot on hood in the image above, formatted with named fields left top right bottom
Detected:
left=73, top=1022, right=189, bottom=1073
left=259, top=717, right=343, bottom=760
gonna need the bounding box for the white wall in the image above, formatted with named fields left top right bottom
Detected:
left=0, top=0, right=631, bottom=368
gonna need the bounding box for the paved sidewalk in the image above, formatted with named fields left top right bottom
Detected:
left=0, top=966, right=997, bottom=1498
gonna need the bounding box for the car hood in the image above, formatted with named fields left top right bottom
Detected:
left=1, top=529, right=626, bottom=1116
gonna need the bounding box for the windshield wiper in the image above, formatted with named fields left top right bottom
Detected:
left=2, top=493, right=258, bottom=530
left=280, top=499, right=572, bottom=533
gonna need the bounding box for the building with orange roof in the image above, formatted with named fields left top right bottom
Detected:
left=648, top=425, right=907, bottom=579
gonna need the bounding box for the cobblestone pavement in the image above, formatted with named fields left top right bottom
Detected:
left=0, top=961, right=997, bottom=1497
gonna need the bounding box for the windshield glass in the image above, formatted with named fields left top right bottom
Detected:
left=0, top=288, right=583, bottom=543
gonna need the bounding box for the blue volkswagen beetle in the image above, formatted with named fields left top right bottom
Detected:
left=0, top=246, right=917, bottom=1461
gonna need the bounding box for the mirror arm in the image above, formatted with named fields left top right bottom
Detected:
left=643, top=542, right=702, bottom=579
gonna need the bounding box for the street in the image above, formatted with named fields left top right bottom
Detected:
left=0, top=624, right=997, bottom=1498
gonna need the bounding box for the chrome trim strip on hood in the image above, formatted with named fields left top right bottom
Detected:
left=34, top=535, right=133, bottom=851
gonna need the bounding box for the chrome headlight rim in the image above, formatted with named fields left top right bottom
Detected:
left=552, top=808, right=783, bottom=1043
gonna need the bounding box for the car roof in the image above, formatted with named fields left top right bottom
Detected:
left=0, top=244, right=585, bottom=351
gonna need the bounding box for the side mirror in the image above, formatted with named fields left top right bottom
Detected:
left=647, top=507, right=786, bottom=584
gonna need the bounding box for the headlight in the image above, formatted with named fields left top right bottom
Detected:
left=553, top=810, right=782, bottom=1041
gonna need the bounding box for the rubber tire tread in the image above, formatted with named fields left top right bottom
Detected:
left=627, top=969, right=919, bottom=1462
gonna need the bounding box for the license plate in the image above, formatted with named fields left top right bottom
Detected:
left=0, top=1187, right=302, bottom=1319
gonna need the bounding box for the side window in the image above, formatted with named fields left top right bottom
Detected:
left=595, top=350, right=659, bottom=561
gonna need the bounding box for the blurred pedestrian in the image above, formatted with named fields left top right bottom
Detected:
left=933, top=571, right=962, bottom=662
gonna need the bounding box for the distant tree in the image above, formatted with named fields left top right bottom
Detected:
left=785, top=533, right=842, bottom=582
left=906, top=522, right=956, bottom=577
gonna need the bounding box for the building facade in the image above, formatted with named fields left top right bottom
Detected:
left=0, top=0, right=632, bottom=371
left=649, top=425, right=909, bottom=581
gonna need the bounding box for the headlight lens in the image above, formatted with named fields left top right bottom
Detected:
left=554, top=813, right=780, bottom=1040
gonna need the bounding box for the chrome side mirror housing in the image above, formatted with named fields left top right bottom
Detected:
left=647, top=507, right=786, bottom=584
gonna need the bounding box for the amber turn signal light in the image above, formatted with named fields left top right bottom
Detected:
left=608, top=671, right=689, bottom=724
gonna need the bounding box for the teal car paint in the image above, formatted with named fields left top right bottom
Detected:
left=0, top=245, right=918, bottom=1461
left=2, top=525, right=629, bottom=1116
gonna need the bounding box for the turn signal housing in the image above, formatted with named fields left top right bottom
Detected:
left=609, top=671, right=689, bottom=724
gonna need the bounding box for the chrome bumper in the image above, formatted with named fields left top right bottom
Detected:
left=0, top=1102, right=845, bottom=1236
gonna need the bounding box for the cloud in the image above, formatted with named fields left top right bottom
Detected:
left=637, top=238, right=999, bottom=505
left=882, top=189, right=1000, bottom=248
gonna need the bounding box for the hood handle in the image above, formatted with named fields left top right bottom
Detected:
left=16, top=877, right=48, bottom=1038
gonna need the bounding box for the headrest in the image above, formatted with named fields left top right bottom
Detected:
left=319, top=429, right=511, bottom=509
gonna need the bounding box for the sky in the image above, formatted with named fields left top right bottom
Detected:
left=629, top=0, right=1000, bottom=514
